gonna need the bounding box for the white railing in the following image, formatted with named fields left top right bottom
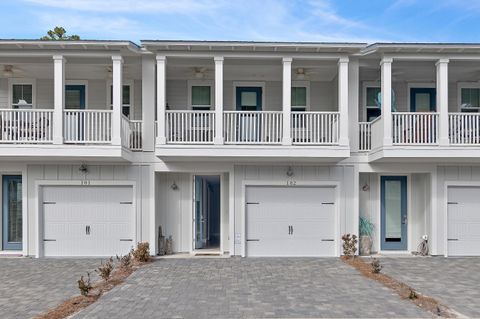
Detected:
left=449, top=113, right=480, bottom=145
left=64, top=110, right=112, bottom=143
left=292, top=112, right=339, bottom=145
left=359, top=122, right=371, bottom=151
left=121, top=116, right=143, bottom=150
left=166, top=111, right=215, bottom=144
left=224, top=111, right=283, bottom=144
left=392, top=112, right=439, bottom=145
left=0, top=109, right=54, bottom=143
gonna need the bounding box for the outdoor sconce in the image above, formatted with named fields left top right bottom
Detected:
left=79, top=164, right=88, bottom=175
left=362, top=183, right=370, bottom=191
left=171, top=181, right=179, bottom=190
left=286, top=166, right=294, bottom=177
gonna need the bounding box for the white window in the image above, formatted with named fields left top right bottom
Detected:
left=291, top=81, right=310, bottom=112
left=109, top=82, right=133, bottom=118
left=363, top=83, right=381, bottom=121
left=9, top=79, right=35, bottom=109
left=188, top=80, right=213, bottom=110
left=458, top=84, right=480, bottom=113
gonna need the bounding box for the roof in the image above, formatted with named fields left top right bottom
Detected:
left=360, top=43, right=480, bottom=55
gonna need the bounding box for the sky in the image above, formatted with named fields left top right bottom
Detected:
left=1, top=0, right=480, bottom=44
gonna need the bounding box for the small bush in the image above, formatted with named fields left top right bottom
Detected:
left=77, top=272, right=92, bottom=296
left=341, top=234, right=358, bottom=258
left=116, top=253, right=133, bottom=270
left=409, top=289, right=418, bottom=300
left=95, top=257, right=114, bottom=282
left=370, top=257, right=383, bottom=274
left=132, top=242, right=150, bottom=263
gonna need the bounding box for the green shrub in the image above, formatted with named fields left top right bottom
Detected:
left=359, top=217, right=374, bottom=237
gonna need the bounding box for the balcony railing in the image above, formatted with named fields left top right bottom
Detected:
left=392, top=112, right=439, bottom=145
left=292, top=112, right=339, bottom=145
left=121, top=115, right=143, bottom=151
left=64, top=110, right=112, bottom=144
left=359, top=122, right=371, bottom=151
left=224, top=111, right=283, bottom=144
left=449, top=113, right=480, bottom=145
left=166, top=110, right=215, bottom=144
left=0, top=109, right=53, bottom=143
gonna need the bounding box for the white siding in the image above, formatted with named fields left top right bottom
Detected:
left=0, top=78, right=8, bottom=108
left=26, top=164, right=152, bottom=256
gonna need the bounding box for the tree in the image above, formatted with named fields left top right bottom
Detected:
left=40, top=27, right=80, bottom=41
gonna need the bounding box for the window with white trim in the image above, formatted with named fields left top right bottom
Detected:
left=12, top=84, right=33, bottom=109
left=110, top=85, right=132, bottom=117
left=291, top=86, right=307, bottom=111
left=191, top=85, right=212, bottom=110
left=460, top=87, right=480, bottom=112
left=365, top=86, right=381, bottom=121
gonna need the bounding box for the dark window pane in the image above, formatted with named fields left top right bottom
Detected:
left=366, top=87, right=381, bottom=107
left=192, top=86, right=211, bottom=106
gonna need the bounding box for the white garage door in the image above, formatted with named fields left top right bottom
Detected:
left=246, top=186, right=336, bottom=257
left=447, top=186, right=480, bottom=256
left=42, top=186, right=134, bottom=257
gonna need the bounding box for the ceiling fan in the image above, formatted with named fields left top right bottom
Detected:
left=294, top=68, right=319, bottom=80
left=193, top=67, right=208, bottom=79
left=2, top=65, right=24, bottom=77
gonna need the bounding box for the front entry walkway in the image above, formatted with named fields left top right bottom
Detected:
left=75, top=258, right=429, bottom=318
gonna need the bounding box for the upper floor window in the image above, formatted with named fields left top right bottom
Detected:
left=291, top=82, right=309, bottom=112
left=12, top=84, right=33, bottom=109
left=365, top=86, right=381, bottom=121
left=460, top=87, right=480, bottom=112
left=189, top=81, right=213, bottom=111
left=110, top=84, right=132, bottom=117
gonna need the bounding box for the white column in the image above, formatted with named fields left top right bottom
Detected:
left=381, top=57, right=393, bottom=146
left=436, top=58, right=449, bottom=146
left=214, top=56, right=224, bottom=144
left=338, top=57, right=349, bottom=146
left=348, top=58, right=359, bottom=151
left=282, top=57, right=292, bottom=145
left=111, top=55, right=123, bottom=146
left=142, top=56, right=156, bottom=152
left=53, top=55, right=65, bottom=145
left=156, top=55, right=167, bottom=145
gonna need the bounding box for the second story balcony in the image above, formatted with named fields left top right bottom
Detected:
left=143, top=41, right=364, bottom=161
left=0, top=40, right=144, bottom=160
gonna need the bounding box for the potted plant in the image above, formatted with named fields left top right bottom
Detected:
left=359, top=216, right=374, bottom=255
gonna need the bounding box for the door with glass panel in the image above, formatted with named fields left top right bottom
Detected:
left=381, top=176, right=407, bottom=250
left=65, top=85, right=86, bottom=141
left=2, top=175, right=22, bottom=250
left=235, top=87, right=262, bottom=142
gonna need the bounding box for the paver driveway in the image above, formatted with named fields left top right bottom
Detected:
left=380, top=257, right=480, bottom=318
left=76, top=258, right=430, bottom=319
left=0, top=257, right=101, bottom=319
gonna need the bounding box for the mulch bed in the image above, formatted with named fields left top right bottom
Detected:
left=341, top=256, right=456, bottom=318
left=35, top=261, right=148, bottom=319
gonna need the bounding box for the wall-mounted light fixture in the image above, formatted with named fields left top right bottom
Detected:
left=79, top=164, right=88, bottom=175
left=286, top=166, right=294, bottom=177
left=362, top=183, right=370, bottom=191
left=171, top=181, right=179, bottom=190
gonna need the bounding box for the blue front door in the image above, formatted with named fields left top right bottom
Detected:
left=236, top=87, right=262, bottom=111
left=381, top=176, right=408, bottom=250
left=410, top=88, right=436, bottom=112
left=65, top=85, right=86, bottom=109
left=2, top=175, right=22, bottom=251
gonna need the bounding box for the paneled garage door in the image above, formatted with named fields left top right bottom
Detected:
left=246, top=185, right=337, bottom=257
left=42, top=186, right=134, bottom=257
left=447, top=186, right=480, bottom=256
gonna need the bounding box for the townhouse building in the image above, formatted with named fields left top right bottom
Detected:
left=0, top=40, right=478, bottom=257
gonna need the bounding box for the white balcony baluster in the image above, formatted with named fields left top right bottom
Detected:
left=0, top=109, right=53, bottom=143
left=63, top=110, right=112, bottom=143
left=223, top=111, right=283, bottom=144
left=392, top=112, right=439, bottom=145
left=449, top=113, right=480, bottom=145
left=291, top=112, right=340, bottom=145
left=359, top=122, right=371, bottom=151
left=166, top=111, right=215, bottom=144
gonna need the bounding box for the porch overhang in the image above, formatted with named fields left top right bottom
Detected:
left=368, top=146, right=480, bottom=163
left=156, top=145, right=350, bottom=162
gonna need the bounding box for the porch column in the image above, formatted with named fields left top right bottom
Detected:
left=348, top=58, right=360, bottom=151
left=214, top=56, right=224, bottom=144
left=142, top=56, right=156, bottom=152
left=53, top=55, right=65, bottom=145
left=111, top=55, right=123, bottom=146
left=381, top=57, right=393, bottom=146
left=338, top=57, right=349, bottom=146
left=156, top=55, right=167, bottom=145
left=436, top=58, right=449, bottom=146
left=282, top=57, right=292, bottom=145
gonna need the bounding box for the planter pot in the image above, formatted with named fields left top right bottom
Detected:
left=359, top=235, right=372, bottom=255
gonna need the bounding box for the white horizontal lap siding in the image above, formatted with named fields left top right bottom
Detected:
left=0, top=79, right=8, bottom=107
left=233, top=165, right=355, bottom=256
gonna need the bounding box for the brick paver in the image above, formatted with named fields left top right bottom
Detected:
left=381, top=257, right=480, bottom=318
left=0, top=257, right=101, bottom=319
left=75, top=258, right=430, bottom=318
